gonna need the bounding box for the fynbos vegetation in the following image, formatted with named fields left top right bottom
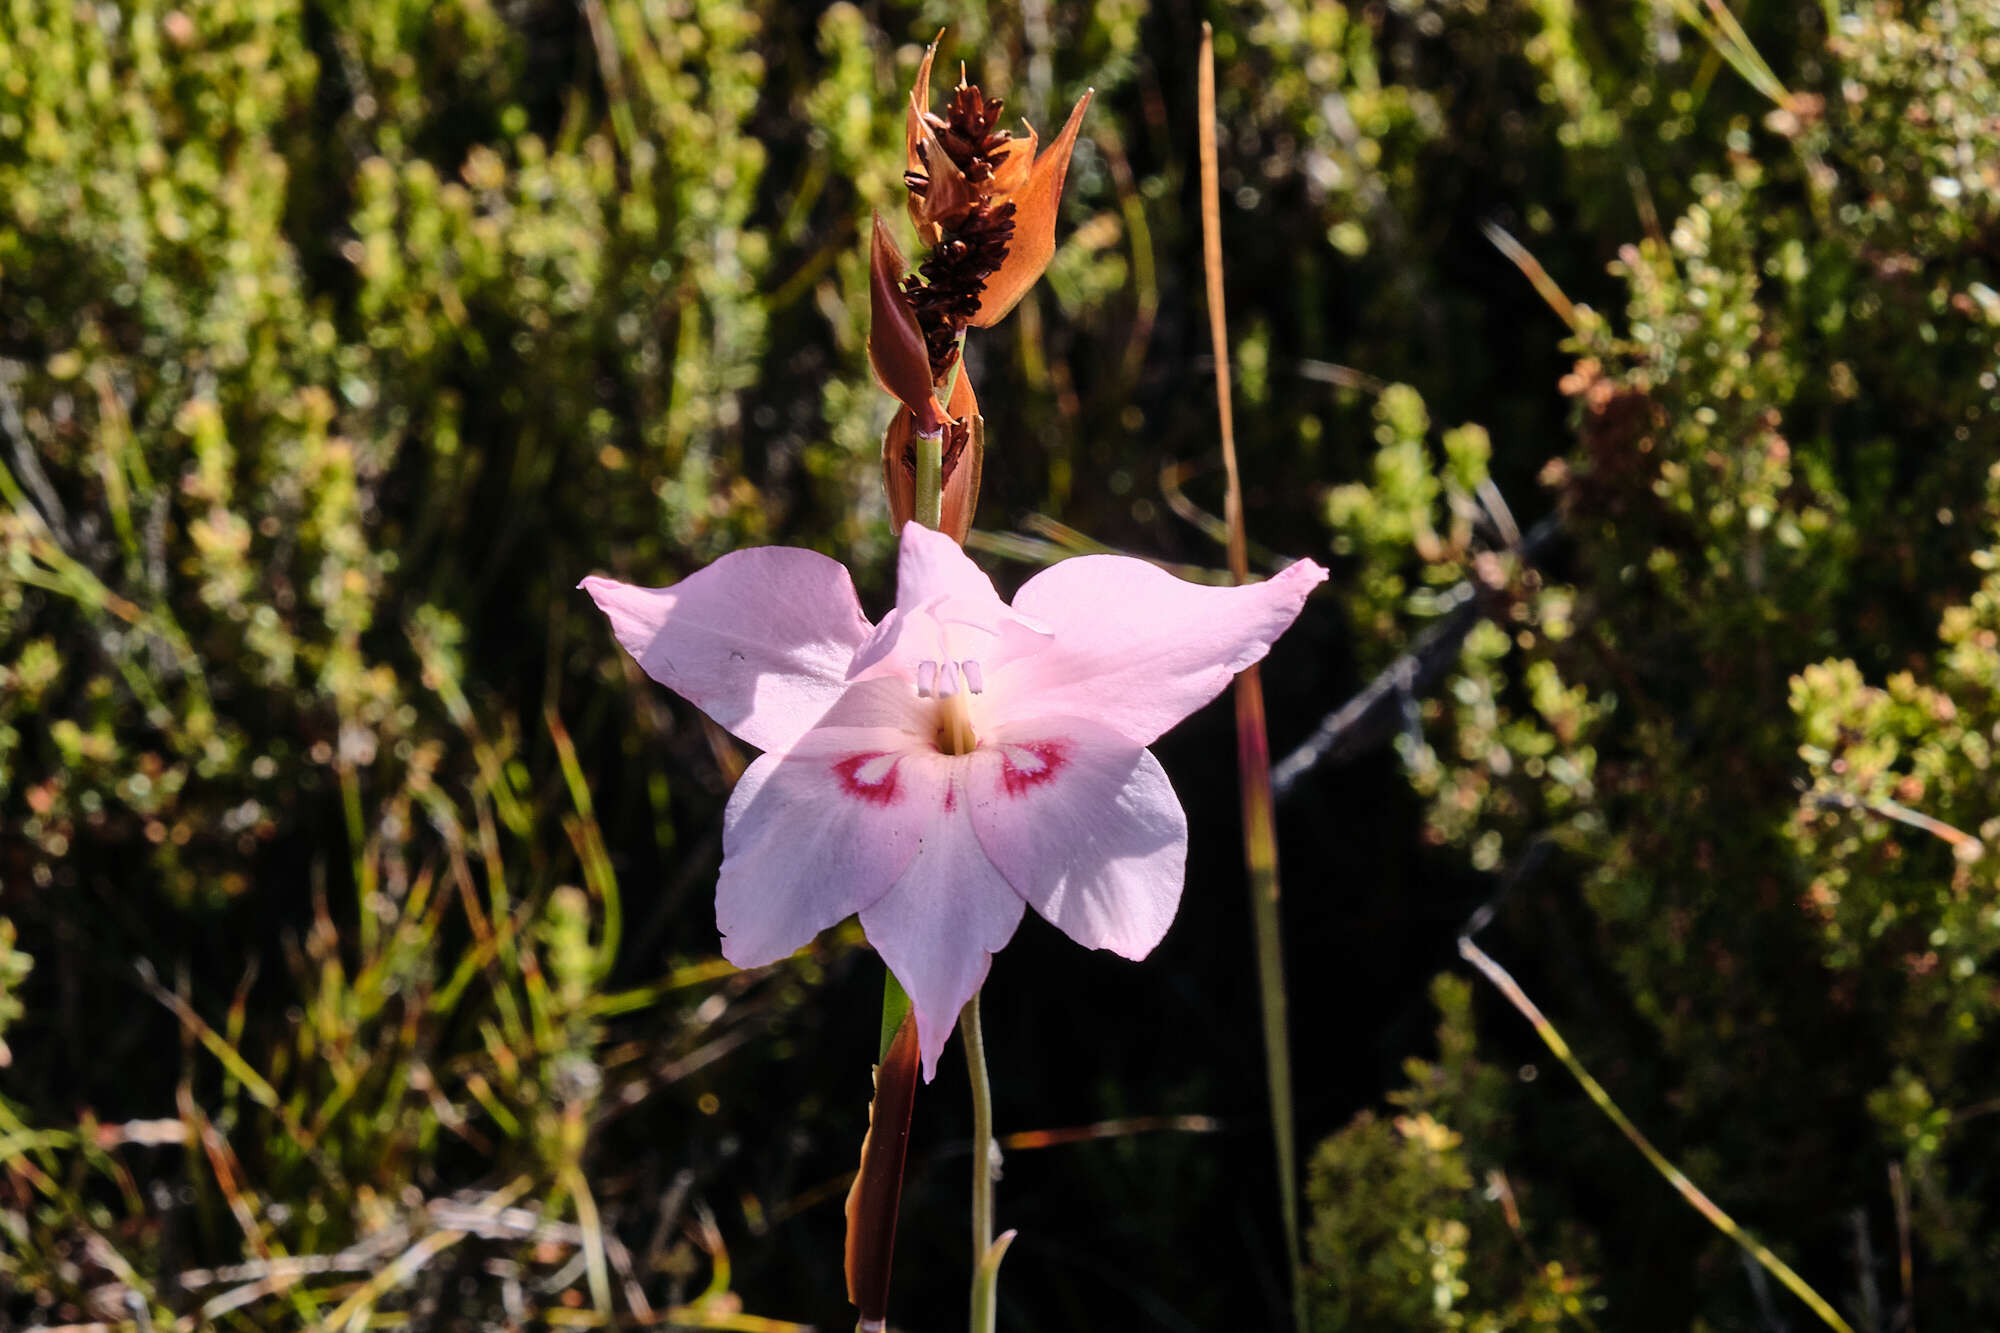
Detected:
left=3, top=1, right=1997, bottom=1328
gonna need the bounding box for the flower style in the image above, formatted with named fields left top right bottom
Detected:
left=582, top=526, right=1326, bottom=1077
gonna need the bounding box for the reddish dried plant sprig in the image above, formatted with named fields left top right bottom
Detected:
left=866, top=35, right=1092, bottom=542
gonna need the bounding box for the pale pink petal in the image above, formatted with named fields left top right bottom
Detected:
left=964, top=716, right=1187, bottom=958
left=895, top=520, right=1008, bottom=615
left=581, top=548, right=874, bottom=753
left=849, top=523, right=1049, bottom=683
left=860, top=763, right=1026, bottom=1079
left=715, top=726, right=943, bottom=967
left=986, top=556, right=1327, bottom=746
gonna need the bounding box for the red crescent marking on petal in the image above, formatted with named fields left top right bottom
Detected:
left=997, top=740, right=1069, bottom=798
left=831, top=752, right=902, bottom=807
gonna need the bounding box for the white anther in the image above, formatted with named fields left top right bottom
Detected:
left=916, top=660, right=938, bottom=698
left=961, top=659, right=985, bottom=694
left=936, top=662, right=962, bottom=698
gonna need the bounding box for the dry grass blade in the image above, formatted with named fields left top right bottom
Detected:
left=1458, top=936, right=1854, bottom=1333
left=1809, top=790, right=1984, bottom=856
left=1480, top=222, right=1581, bottom=332
left=1198, top=22, right=1304, bottom=1332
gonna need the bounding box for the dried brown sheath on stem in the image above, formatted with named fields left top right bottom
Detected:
left=845, top=1012, right=921, bottom=1326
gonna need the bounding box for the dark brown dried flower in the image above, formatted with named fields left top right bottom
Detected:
left=867, top=34, right=1090, bottom=544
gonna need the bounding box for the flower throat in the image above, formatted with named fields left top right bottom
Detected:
left=917, top=657, right=982, bottom=755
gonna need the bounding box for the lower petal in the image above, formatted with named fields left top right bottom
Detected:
left=860, top=768, right=1026, bottom=1081
left=965, top=717, right=1188, bottom=960
left=716, top=729, right=943, bottom=968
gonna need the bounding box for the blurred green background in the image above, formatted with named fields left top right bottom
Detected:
left=5, top=0, right=2000, bottom=1328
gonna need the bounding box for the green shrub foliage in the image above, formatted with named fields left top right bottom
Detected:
left=1306, top=1, right=2000, bottom=1327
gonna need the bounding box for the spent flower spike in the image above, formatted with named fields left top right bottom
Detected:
left=584, top=526, right=1325, bottom=1076
left=870, top=34, right=1091, bottom=543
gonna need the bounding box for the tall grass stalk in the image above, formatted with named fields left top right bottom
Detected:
left=1199, top=23, right=1304, bottom=1331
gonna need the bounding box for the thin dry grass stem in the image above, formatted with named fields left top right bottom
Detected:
left=1157, top=459, right=1284, bottom=568
left=175, top=1087, right=268, bottom=1263
left=564, top=1164, right=617, bottom=1317
left=1198, top=23, right=1305, bottom=1332
left=1480, top=222, right=1581, bottom=332
left=1663, top=0, right=1792, bottom=105
left=1889, top=1162, right=1914, bottom=1331
left=1292, top=357, right=1389, bottom=394
left=548, top=704, right=625, bottom=977
left=1457, top=936, right=1855, bottom=1333
left=967, top=526, right=1237, bottom=585
left=1809, top=790, right=1985, bottom=857
left=134, top=961, right=284, bottom=1117
left=311, top=1227, right=469, bottom=1331
left=772, top=1113, right=1223, bottom=1226
left=1095, top=124, right=1159, bottom=382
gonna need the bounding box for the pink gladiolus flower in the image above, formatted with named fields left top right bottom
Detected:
left=582, top=525, right=1326, bottom=1078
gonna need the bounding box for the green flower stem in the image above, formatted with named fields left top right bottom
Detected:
left=914, top=431, right=944, bottom=531
left=914, top=333, right=962, bottom=533
left=961, top=992, right=998, bottom=1333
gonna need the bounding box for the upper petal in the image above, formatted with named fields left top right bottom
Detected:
left=986, top=555, right=1327, bottom=746
left=716, top=724, right=943, bottom=968
left=848, top=523, right=1048, bottom=683
left=964, top=716, right=1187, bottom=959
left=860, top=762, right=1026, bottom=1080
left=581, top=547, right=875, bottom=753
left=895, top=518, right=1005, bottom=610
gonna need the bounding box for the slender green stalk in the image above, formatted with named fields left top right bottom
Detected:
left=962, top=994, right=996, bottom=1332
left=1198, top=23, right=1305, bottom=1330
left=1459, top=937, right=1854, bottom=1333
left=914, top=430, right=945, bottom=530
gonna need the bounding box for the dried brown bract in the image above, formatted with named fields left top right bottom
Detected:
left=867, top=33, right=1091, bottom=541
